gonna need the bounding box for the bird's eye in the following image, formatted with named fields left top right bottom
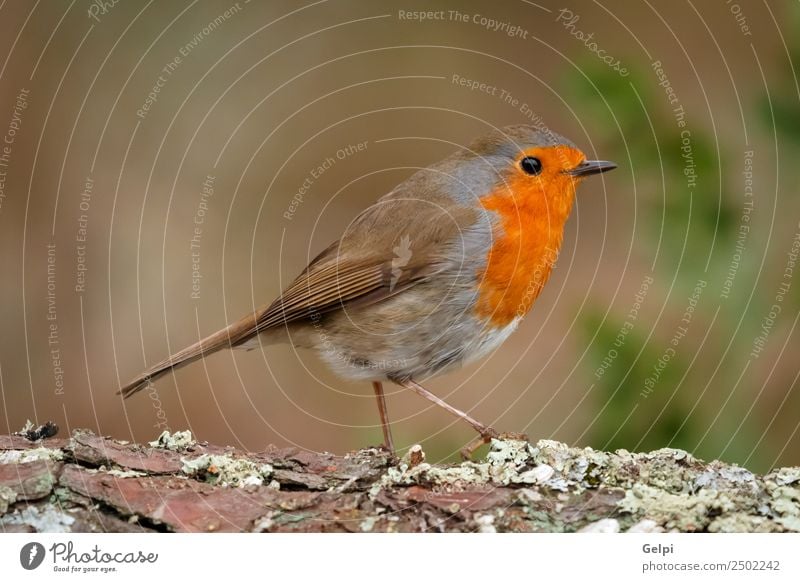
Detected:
left=520, top=156, right=543, bottom=175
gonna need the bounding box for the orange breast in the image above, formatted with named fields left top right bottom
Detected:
left=474, top=166, right=578, bottom=327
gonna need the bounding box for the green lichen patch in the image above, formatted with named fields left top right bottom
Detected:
left=181, top=454, right=273, bottom=488
left=707, top=514, right=777, bottom=533
left=2, top=426, right=798, bottom=532
left=1, top=505, right=75, bottom=533
left=149, top=430, right=195, bottom=451
left=368, top=437, right=800, bottom=532
left=528, top=441, right=709, bottom=493
left=619, top=483, right=739, bottom=531
left=768, top=467, right=800, bottom=486
left=375, top=438, right=712, bottom=496
left=767, top=484, right=800, bottom=532
left=0, top=485, right=17, bottom=513
left=373, top=438, right=562, bottom=495
left=0, top=446, right=64, bottom=464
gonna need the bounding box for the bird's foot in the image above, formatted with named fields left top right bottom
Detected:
left=460, top=429, right=529, bottom=460
left=372, top=441, right=396, bottom=457
left=460, top=427, right=498, bottom=460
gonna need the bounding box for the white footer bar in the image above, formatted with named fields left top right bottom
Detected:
left=1, top=533, right=798, bottom=581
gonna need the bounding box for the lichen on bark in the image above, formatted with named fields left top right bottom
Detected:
left=0, top=429, right=797, bottom=533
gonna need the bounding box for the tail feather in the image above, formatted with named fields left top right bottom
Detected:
left=118, top=312, right=261, bottom=399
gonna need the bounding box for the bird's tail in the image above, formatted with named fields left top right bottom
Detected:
left=117, top=312, right=260, bottom=399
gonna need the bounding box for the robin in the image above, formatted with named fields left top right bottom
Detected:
left=119, top=124, right=615, bottom=458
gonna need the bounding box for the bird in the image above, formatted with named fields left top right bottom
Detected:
left=119, top=124, right=616, bottom=458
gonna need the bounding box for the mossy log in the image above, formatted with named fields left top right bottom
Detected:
left=1, top=427, right=798, bottom=533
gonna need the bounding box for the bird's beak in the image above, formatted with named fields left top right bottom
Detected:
left=566, top=160, right=617, bottom=177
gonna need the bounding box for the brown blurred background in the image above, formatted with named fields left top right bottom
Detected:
left=1, top=0, right=798, bottom=470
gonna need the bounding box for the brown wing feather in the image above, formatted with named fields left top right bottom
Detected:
left=118, top=255, right=431, bottom=399
left=118, top=169, right=479, bottom=399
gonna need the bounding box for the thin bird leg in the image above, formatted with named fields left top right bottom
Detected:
left=393, top=378, right=499, bottom=447
left=371, top=381, right=395, bottom=453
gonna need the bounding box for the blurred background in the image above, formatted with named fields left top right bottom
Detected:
left=0, top=0, right=798, bottom=471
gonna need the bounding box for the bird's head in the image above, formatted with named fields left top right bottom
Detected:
left=467, top=124, right=616, bottom=212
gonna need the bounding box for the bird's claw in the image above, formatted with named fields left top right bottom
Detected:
left=460, top=429, right=529, bottom=460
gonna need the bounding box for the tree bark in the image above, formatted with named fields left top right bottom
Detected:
left=1, top=428, right=798, bottom=533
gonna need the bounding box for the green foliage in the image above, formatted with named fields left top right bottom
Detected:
left=580, top=309, right=695, bottom=454
left=565, top=61, right=735, bottom=277
left=761, top=96, right=800, bottom=146
left=563, top=58, right=771, bottom=468
left=759, top=3, right=800, bottom=147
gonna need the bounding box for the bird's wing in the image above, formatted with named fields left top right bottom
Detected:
left=119, top=183, right=479, bottom=398
left=247, top=178, right=481, bottom=334
left=244, top=249, right=431, bottom=335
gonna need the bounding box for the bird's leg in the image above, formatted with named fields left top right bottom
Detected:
left=371, top=381, right=395, bottom=453
left=392, top=378, right=499, bottom=455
